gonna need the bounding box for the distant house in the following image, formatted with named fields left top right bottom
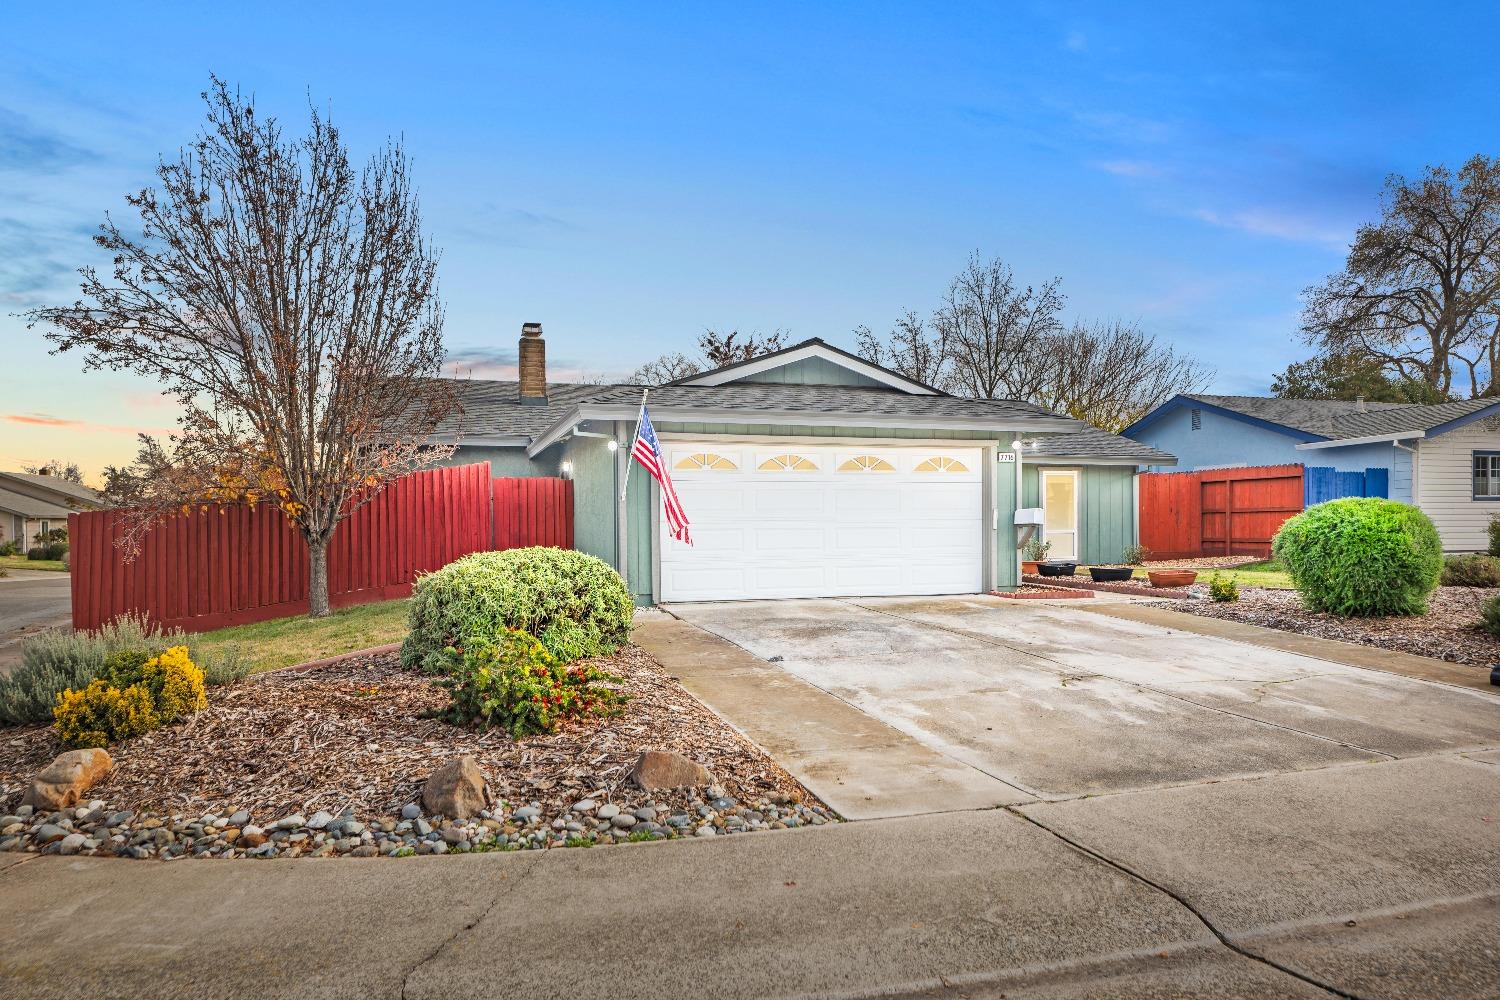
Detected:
left=436, top=325, right=1174, bottom=603
left=0, top=471, right=104, bottom=550
left=1124, top=394, right=1500, bottom=552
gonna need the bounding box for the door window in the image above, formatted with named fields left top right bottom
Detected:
left=1041, top=471, right=1079, bottom=561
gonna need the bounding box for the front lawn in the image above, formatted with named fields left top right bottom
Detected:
left=1157, top=559, right=1295, bottom=590
left=190, top=598, right=412, bottom=674
left=0, top=554, right=68, bottom=573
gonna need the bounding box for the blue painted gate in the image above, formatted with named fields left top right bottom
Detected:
left=1303, top=466, right=1389, bottom=506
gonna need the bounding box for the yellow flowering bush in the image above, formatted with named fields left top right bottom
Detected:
left=52, top=645, right=207, bottom=749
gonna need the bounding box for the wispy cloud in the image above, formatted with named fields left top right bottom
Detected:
left=0, top=108, right=98, bottom=171
left=1193, top=207, right=1350, bottom=248
left=0, top=215, right=95, bottom=306
left=1094, top=158, right=1164, bottom=178
left=3, top=413, right=168, bottom=435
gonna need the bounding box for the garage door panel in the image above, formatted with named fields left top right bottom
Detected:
left=659, top=442, right=984, bottom=602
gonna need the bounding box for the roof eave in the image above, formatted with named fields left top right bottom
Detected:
left=1296, top=430, right=1425, bottom=450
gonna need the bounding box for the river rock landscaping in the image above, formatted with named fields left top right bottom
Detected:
left=0, top=645, right=837, bottom=859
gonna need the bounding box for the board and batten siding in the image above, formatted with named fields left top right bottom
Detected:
left=1022, top=464, right=1137, bottom=565
left=1415, top=421, right=1500, bottom=551
left=732, top=355, right=890, bottom=388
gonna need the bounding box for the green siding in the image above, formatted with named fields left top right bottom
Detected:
left=443, top=445, right=555, bottom=477
left=1022, top=464, right=1137, bottom=565
left=993, top=452, right=1019, bottom=590
left=563, top=434, right=618, bottom=570
left=732, top=355, right=888, bottom=388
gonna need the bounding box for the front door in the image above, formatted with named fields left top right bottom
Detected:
left=1041, top=469, right=1079, bottom=561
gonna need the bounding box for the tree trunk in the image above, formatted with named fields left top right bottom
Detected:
left=307, top=536, right=331, bottom=618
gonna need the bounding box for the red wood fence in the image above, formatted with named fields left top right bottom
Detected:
left=69, top=464, right=575, bottom=632
left=1138, top=464, right=1304, bottom=560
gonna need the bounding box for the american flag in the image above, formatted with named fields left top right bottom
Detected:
left=630, top=405, right=692, bottom=544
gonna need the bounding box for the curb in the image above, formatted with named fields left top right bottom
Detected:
left=263, top=642, right=405, bottom=676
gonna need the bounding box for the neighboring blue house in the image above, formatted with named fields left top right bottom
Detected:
left=1124, top=394, right=1500, bottom=551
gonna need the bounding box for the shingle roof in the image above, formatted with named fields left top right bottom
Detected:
left=0, top=472, right=102, bottom=509
left=1033, top=425, right=1176, bottom=463
left=444, top=381, right=626, bottom=438
left=0, top=486, right=74, bottom=519
left=1184, top=394, right=1413, bottom=437
left=581, top=381, right=1070, bottom=422
left=1179, top=393, right=1500, bottom=443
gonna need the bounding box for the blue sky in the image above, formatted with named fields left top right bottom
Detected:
left=3, top=2, right=1497, bottom=481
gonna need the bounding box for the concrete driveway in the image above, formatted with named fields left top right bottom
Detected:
left=668, top=595, right=1500, bottom=800
left=0, top=570, right=71, bottom=675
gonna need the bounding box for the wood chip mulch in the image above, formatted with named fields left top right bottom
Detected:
left=1141, top=556, right=1265, bottom=570
left=0, top=646, right=821, bottom=819
left=1021, top=574, right=1192, bottom=599
left=1164, top=586, right=1500, bottom=666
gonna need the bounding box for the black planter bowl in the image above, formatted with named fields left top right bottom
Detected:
left=1088, top=566, right=1134, bottom=583
left=1037, top=561, right=1078, bottom=577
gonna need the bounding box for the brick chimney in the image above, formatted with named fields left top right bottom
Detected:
left=519, top=322, right=547, bottom=405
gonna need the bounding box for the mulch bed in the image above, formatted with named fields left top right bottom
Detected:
left=1165, top=586, right=1500, bottom=666
left=1141, top=557, right=1264, bottom=570
left=0, top=646, right=819, bottom=819
left=1022, top=574, right=1194, bottom=599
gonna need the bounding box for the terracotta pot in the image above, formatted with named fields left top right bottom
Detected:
left=1021, top=561, right=1040, bottom=575
left=1147, top=569, right=1198, bottom=588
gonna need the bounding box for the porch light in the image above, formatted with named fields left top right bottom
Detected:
left=561, top=461, right=573, bottom=478
left=607, top=439, right=619, bottom=452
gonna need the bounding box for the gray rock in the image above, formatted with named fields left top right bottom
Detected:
left=415, top=818, right=433, bottom=836
left=597, top=803, right=620, bottom=820
left=58, top=833, right=87, bottom=854
left=341, top=821, right=366, bottom=836
left=273, top=813, right=306, bottom=830
left=306, top=811, right=334, bottom=830
left=633, top=806, right=658, bottom=821
left=401, top=803, right=422, bottom=820
left=228, top=810, right=250, bottom=826
left=695, top=825, right=717, bottom=838
left=17, top=805, right=34, bottom=818
left=611, top=814, right=638, bottom=830
left=34, top=824, right=67, bottom=845
left=513, top=805, right=541, bottom=821
left=572, top=798, right=597, bottom=812
left=441, top=827, right=468, bottom=846
left=430, top=840, right=449, bottom=855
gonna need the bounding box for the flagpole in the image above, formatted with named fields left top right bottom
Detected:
left=617, top=388, right=648, bottom=587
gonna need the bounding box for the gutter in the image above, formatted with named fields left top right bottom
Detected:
left=1295, top=430, right=1425, bottom=450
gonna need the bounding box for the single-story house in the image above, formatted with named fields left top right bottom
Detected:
left=1124, top=393, right=1500, bottom=551
left=441, top=325, right=1175, bottom=603
left=0, top=471, right=103, bottom=550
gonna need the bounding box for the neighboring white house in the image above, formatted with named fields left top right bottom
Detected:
left=0, top=471, right=104, bottom=551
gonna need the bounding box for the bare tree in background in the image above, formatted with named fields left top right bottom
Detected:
left=629, top=328, right=788, bottom=385
left=1303, top=156, right=1500, bottom=398
left=853, top=309, right=950, bottom=388
left=22, top=460, right=86, bottom=485
left=28, top=77, right=456, bottom=618
left=1037, top=321, right=1213, bottom=431
left=934, top=253, right=1066, bottom=400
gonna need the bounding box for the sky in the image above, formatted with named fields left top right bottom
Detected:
left=3, top=1, right=1497, bottom=484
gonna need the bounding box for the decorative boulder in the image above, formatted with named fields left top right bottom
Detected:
left=21, top=748, right=113, bottom=811
left=423, top=756, right=493, bottom=818
left=631, top=750, right=714, bottom=791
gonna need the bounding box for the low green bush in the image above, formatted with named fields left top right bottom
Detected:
left=25, top=546, right=47, bottom=560
left=1440, top=553, right=1500, bottom=588
left=1272, top=498, right=1443, bottom=617
left=430, top=629, right=626, bottom=738
left=0, top=615, right=248, bottom=727
left=1489, top=513, right=1500, bottom=558
left=1121, top=543, right=1151, bottom=565
left=401, top=547, right=634, bottom=670
left=0, top=540, right=18, bottom=556
left=1208, top=572, right=1239, bottom=602
left=43, top=541, right=67, bottom=560
left=1481, top=594, right=1500, bottom=636
left=52, top=645, right=207, bottom=749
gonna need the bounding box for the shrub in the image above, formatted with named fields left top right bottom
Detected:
left=1440, top=553, right=1500, bottom=588
left=0, top=615, right=242, bottom=728
left=402, top=547, right=634, bottom=669
left=1272, top=498, right=1443, bottom=616
left=26, top=547, right=46, bottom=560
left=430, top=629, right=626, bottom=738
left=53, top=681, right=158, bottom=749
left=1481, top=594, right=1500, bottom=636
left=1208, top=572, right=1239, bottom=602
left=1122, top=543, right=1151, bottom=565
left=1022, top=536, right=1051, bottom=562
left=44, top=541, right=68, bottom=560
left=0, top=540, right=18, bottom=556
left=50, top=645, right=205, bottom=749
left=1489, top=514, right=1500, bottom=558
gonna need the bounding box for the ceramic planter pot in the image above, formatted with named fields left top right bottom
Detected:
left=1037, top=561, right=1078, bottom=577
left=1021, top=560, right=1041, bottom=575
left=1088, top=566, right=1134, bottom=583
left=1147, top=569, right=1198, bottom=588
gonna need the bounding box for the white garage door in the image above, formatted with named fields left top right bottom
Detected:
left=658, top=441, right=984, bottom=602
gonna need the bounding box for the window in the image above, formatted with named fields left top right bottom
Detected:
left=757, top=454, right=818, bottom=472
left=1190, top=408, right=1202, bottom=431
left=914, top=456, right=970, bottom=473
left=1474, top=452, right=1500, bottom=499
left=674, top=452, right=738, bottom=471
left=837, top=455, right=895, bottom=472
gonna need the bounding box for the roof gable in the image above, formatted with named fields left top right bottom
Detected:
left=671, top=338, right=941, bottom=395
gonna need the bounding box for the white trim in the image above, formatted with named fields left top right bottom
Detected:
left=1296, top=430, right=1425, bottom=450
left=676, top=342, right=939, bottom=394
left=434, top=433, right=530, bottom=447
left=1040, top=468, right=1081, bottom=562
left=1027, top=456, right=1172, bottom=467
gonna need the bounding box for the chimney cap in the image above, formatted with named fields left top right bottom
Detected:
left=521, top=322, right=543, bottom=338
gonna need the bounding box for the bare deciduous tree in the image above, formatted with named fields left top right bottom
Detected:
left=1303, top=156, right=1500, bottom=398
left=28, top=77, right=457, bottom=617
left=853, top=310, right=950, bottom=388
left=628, top=328, right=788, bottom=385
left=1036, top=321, right=1213, bottom=431
left=934, top=253, right=1066, bottom=400
left=629, top=351, right=703, bottom=385
left=22, top=460, right=86, bottom=485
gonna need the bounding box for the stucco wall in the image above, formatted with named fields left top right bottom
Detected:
left=1133, top=405, right=1395, bottom=475
left=1415, top=420, right=1500, bottom=551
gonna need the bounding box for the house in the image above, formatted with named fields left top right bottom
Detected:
left=1124, top=393, right=1500, bottom=551
left=0, top=470, right=103, bottom=550
left=439, top=325, right=1175, bottom=603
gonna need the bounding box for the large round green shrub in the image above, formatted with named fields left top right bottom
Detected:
left=1272, top=498, right=1442, bottom=616
left=401, top=547, right=633, bottom=670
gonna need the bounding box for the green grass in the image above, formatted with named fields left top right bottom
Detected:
left=189, top=598, right=411, bottom=674
left=0, top=554, right=69, bottom=572
left=1129, top=559, right=1296, bottom=590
